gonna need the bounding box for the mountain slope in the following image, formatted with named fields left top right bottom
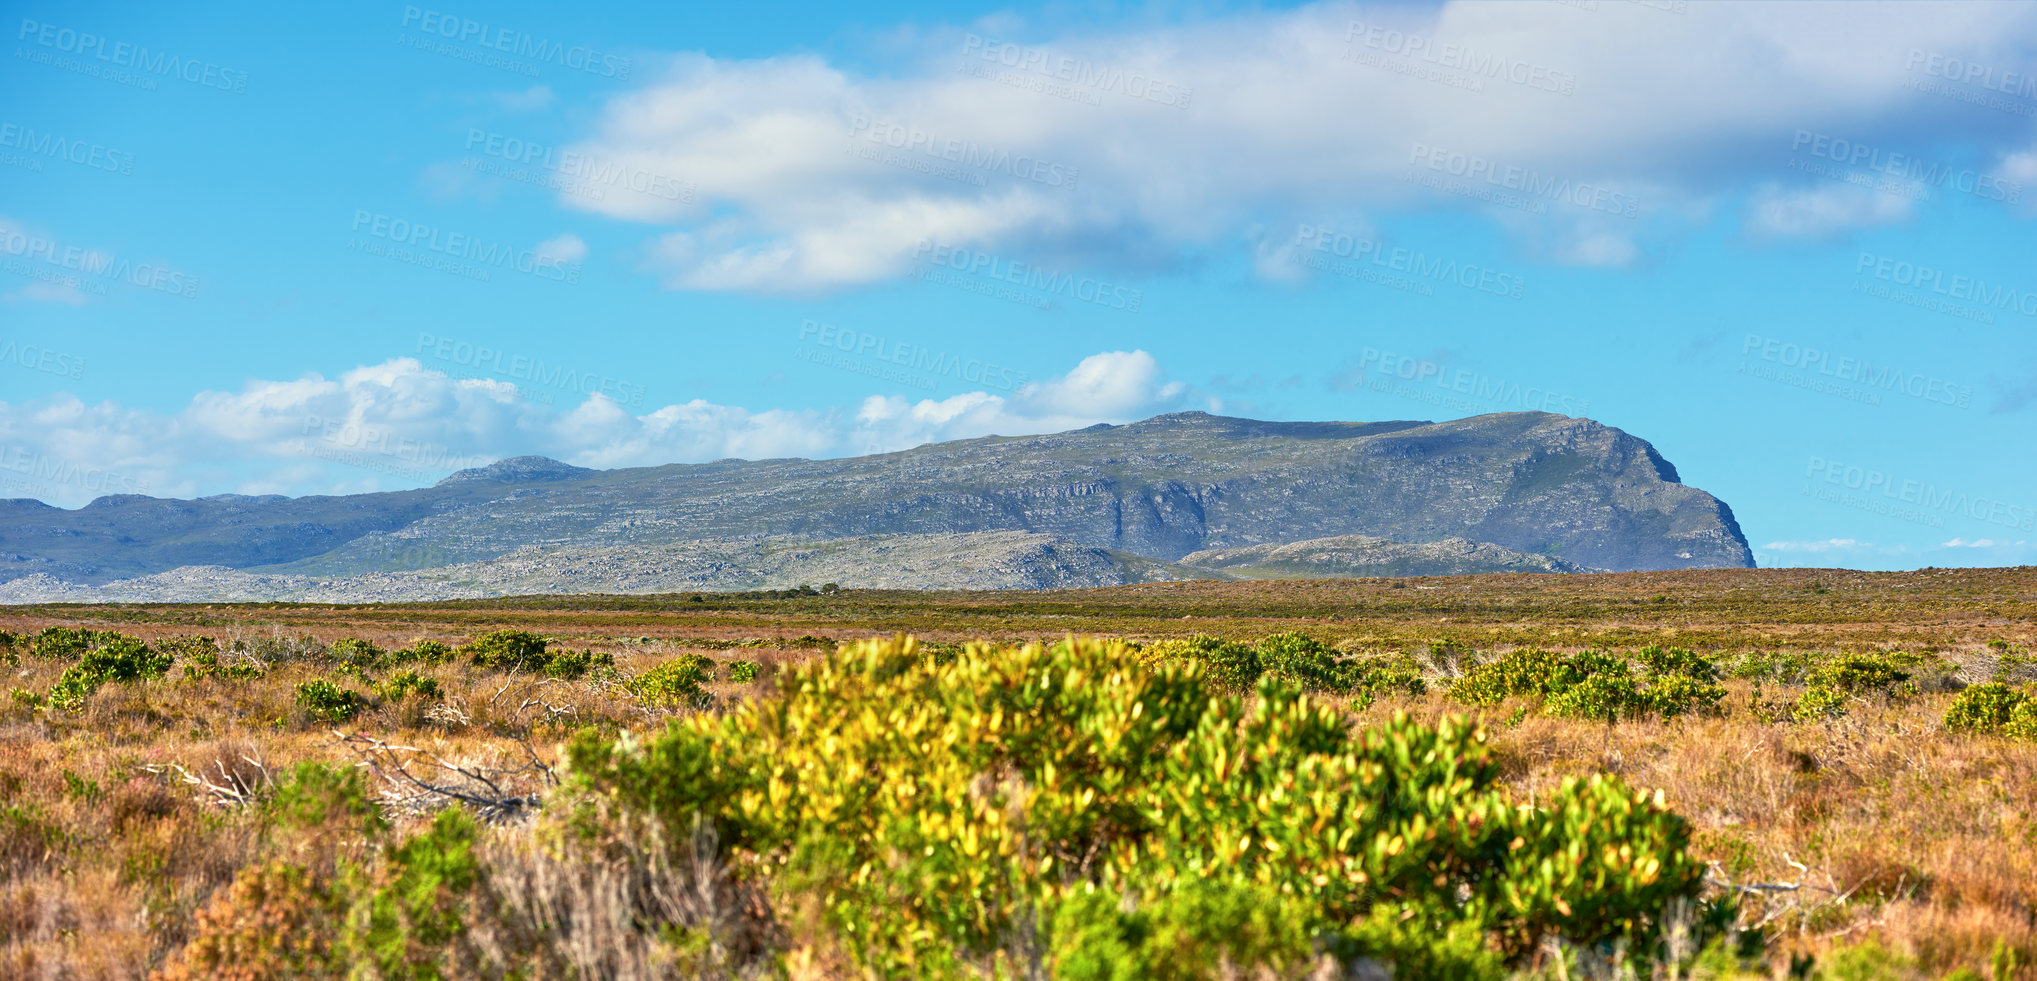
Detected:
left=1179, top=534, right=1594, bottom=578
left=0, top=411, right=1753, bottom=596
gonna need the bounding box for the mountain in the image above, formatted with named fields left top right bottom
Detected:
left=1178, top=534, right=1595, bottom=578
left=0, top=412, right=1752, bottom=600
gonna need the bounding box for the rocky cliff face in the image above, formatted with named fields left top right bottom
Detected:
left=0, top=411, right=1752, bottom=599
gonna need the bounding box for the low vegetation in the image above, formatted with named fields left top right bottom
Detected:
left=0, top=571, right=2032, bottom=978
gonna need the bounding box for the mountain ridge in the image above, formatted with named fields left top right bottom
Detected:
left=0, top=411, right=1753, bottom=598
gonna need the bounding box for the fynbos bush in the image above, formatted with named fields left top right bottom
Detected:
left=459, top=630, right=614, bottom=679
left=629, top=655, right=715, bottom=709
left=1943, top=682, right=2037, bottom=739
left=46, top=634, right=173, bottom=710
left=296, top=680, right=368, bottom=724
left=1793, top=654, right=1918, bottom=721
left=560, top=636, right=1713, bottom=978
left=1450, top=646, right=1725, bottom=722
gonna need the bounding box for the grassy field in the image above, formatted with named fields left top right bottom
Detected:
left=1, top=566, right=2033, bottom=979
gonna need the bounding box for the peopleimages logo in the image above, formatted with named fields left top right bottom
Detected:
left=0, top=122, right=134, bottom=175
left=1408, top=143, right=1640, bottom=219
left=1739, top=333, right=1971, bottom=409
left=463, top=130, right=692, bottom=201
left=1345, top=21, right=1577, bottom=95
left=1854, top=252, right=2037, bottom=318
left=349, top=211, right=580, bottom=284
left=1906, top=49, right=2037, bottom=100
left=1352, top=347, right=1588, bottom=416
left=1805, top=456, right=2036, bottom=533
left=1294, top=225, right=1525, bottom=300
left=399, top=7, right=630, bottom=79
left=959, top=34, right=1191, bottom=109
left=0, top=339, right=86, bottom=380
left=416, top=333, right=648, bottom=408
left=845, top=115, right=1079, bottom=191
left=1, top=446, right=150, bottom=496
left=1789, top=131, right=2019, bottom=204
left=0, top=227, right=199, bottom=297
left=912, top=241, right=1141, bottom=312
left=16, top=18, right=249, bottom=93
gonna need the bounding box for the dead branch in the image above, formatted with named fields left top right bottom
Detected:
left=334, top=731, right=552, bottom=823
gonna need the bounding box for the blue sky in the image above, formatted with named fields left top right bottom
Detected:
left=1, top=0, right=2034, bottom=571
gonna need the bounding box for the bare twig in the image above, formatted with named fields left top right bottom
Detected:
left=334, top=731, right=551, bottom=823
left=142, top=753, right=273, bottom=808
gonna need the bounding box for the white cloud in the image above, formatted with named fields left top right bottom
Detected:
left=534, top=233, right=588, bottom=265
left=3, top=281, right=92, bottom=306
left=538, top=1, right=2037, bottom=292
left=493, top=84, right=558, bottom=112
left=0, top=350, right=1189, bottom=506
left=1744, top=184, right=1914, bottom=240
left=1758, top=538, right=1871, bottom=552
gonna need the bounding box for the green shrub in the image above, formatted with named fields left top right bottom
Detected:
left=339, top=808, right=482, bottom=978
left=390, top=639, right=456, bottom=666
left=296, top=680, right=368, bottom=724
left=1451, top=648, right=1571, bottom=706
left=329, top=638, right=387, bottom=677
left=1944, top=683, right=2037, bottom=739
left=629, top=655, right=715, bottom=709
left=458, top=630, right=612, bottom=679
left=46, top=635, right=174, bottom=710
left=27, top=626, right=136, bottom=662
left=1139, top=635, right=1262, bottom=693
left=1255, top=631, right=1349, bottom=693
left=1050, top=880, right=1315, bottom=981
left=1793, top=654, right=1916, bottom=721
left=535, top=646, right=614, bottom=680
left=728, top=659, right=760, bottom=683
left=181, top=641, right=267, bottom=682
left=1451, top=647, right=1723, bottom=722
left=459, top=630, right=550, bottom=671
left=375, top=670, right=443, bottom=703
left=264, top=762, right=386, bottom=838
left=561, top=636, right=1711, bottom=978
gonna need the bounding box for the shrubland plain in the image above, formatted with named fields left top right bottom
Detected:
left=1, top=566, right=2033, bottom=980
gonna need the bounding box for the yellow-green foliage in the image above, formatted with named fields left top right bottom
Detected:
left=459, top=630, right=614, bottom=679
left=1136, top=632, right=1425, bottom=702
left=561, top=635, right=1711, bottom=978
left=628, top=654, right=716, bottom=709
left=1943, top=682, right=2037, bottom=739
left=1450, top=646, right=1726, bottom=722
left=1793, top=654, right=1920, bottom=721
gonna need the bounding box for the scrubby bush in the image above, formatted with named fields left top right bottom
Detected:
left=459, top=630, right=613, bottom=679
left=460, top=630, right=550, bottom=670
left=629, top=655, right=715, bottom=709
left=1141, top=632, right=1416, bottom=699
left=560, top=635, right=1714, bottom=978
left=328, top=637, right=388, bottom=678
left=376, top=670, right=443, bottom=703
left=728, top=658, right=761, bottom=683
left=1139, top=634, right=1262, bottom=692
left=296, top=679, right=368, bottom=724
left=1255, top=631, right=1349, bottom=692
left=1793, top=654, right=1917, bottom=721
left=45, top=634, right=174, bottom=710
left=1451, top=647, right=1725, bottom=722
left=182, top=645, right=267, bottom=682
left=27, top=626, right=135, bottom=662
left=391, top=639, right=457, bottom=666
left=1944, top=683, right=2037, bottom=739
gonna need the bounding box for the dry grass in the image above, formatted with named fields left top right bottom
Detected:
left=0, top=569, right=2034, bottom=978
